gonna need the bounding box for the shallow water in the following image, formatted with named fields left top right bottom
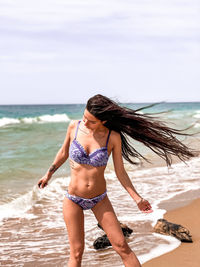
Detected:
left=1, top=157, right=200, bottom=266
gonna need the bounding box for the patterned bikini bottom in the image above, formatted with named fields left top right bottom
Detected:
left=65, top=190, right=107, bottom=210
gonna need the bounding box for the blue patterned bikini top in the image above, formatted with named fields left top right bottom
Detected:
left=69, top=121, right=111, bottom=167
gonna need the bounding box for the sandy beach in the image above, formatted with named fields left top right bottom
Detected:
left=143, top=197, right=200, bottom=267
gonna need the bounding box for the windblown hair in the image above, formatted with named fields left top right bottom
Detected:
left=86, top=94, right=196, bottom=166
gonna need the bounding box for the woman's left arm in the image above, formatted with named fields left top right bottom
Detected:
left=111, top=132, right=153, bottom=213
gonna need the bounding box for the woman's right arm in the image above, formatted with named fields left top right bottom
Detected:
left=38, top=121, right=75, bottom=188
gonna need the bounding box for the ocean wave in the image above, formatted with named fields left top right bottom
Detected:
left=0, top=189, right=38, bottom=222
left=194, top=122, right=200, bottom=128
left=0, top=177, right=70, bottom=223
left=193, top=110, right=200, bottom=119
left=0, top=114, right=70, bottom=127
left=139, top=235, right=181, bottom=264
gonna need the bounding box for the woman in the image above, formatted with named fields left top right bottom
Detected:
left=38, top=94, right=195, bottom=267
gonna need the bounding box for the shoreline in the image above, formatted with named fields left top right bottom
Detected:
left=142, top=197, right=200, bottom=267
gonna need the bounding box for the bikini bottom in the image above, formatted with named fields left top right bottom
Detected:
left=65, top=190, right=107, bottom=210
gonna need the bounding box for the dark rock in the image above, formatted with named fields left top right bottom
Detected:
left=93, top=223, right=133, bottom=250
left=93, top=234, right=112, bottom=250
left=154, top=219, right=193, bottom=243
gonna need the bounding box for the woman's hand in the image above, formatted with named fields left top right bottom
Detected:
left=136, top=198, right=153, bottom=213
left=37, top=175, right=50, bottom=189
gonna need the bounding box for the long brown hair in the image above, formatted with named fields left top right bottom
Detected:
left=86, top=94, right=196, bottom=166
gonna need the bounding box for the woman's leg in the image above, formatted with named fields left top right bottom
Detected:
left=92, top=196, right=141, bottom=267
left=63, top=197, right=85, bottom=267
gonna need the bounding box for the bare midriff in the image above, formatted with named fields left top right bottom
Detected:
left=68, top=159, right=107, bottom=198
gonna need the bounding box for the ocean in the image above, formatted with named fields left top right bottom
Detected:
left=0, top=102, right=200, bottom=266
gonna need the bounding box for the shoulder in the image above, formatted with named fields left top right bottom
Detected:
left=62, top=120, right=80, bottom=147
left=109, top=131, right=123, bottom=163
left=110, top=130, right=121, bottom=140
left=109, top=130, right=121, bottom=147
left=66, top=120, right=79, bottom=136
left=68, top=120, right=79, bottom=130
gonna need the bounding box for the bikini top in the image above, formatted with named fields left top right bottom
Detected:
left=69, top=121, right=111, bottom=167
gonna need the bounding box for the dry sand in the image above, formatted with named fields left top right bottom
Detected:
left=142, top=198, right=200, bottom=267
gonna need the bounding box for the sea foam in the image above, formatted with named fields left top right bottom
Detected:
left=0, top=176, right=70, bottom=223
left=139, top=234, right=181, bottom=264
left=0, top=114, right=70, bottom=127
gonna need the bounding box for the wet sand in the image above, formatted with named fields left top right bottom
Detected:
left=142, top=197, right=200, bottom=267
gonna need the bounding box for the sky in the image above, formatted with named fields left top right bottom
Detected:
left=0, top=0, right=200, bottom=104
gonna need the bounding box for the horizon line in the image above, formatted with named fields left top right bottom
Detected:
left=1, top=100, right=200, bottom=106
